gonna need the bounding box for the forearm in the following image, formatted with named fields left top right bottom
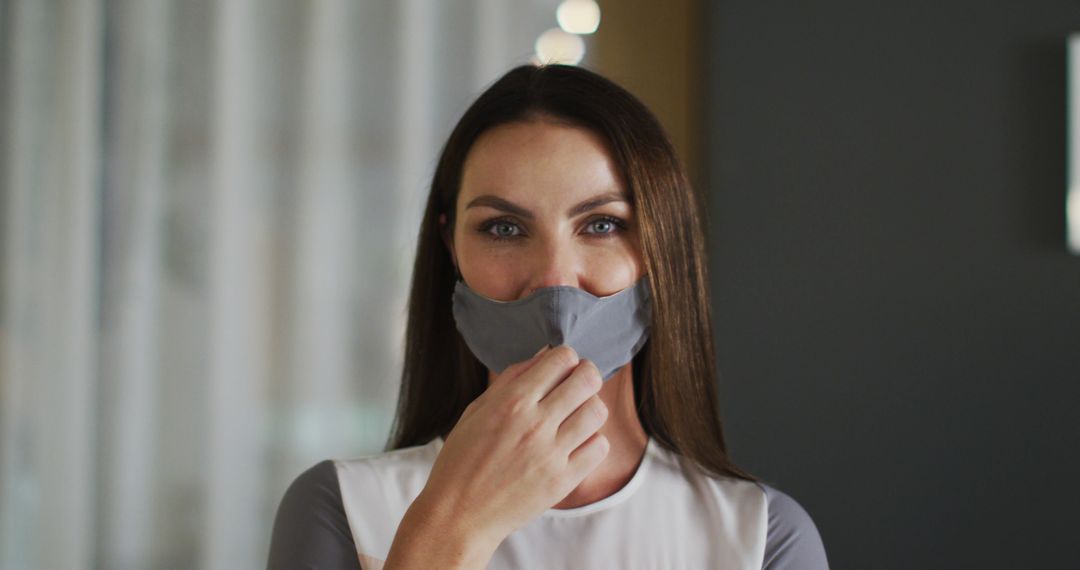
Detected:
left=383, top=493, right=502, bottom=570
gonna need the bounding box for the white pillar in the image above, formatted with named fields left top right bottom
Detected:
left=95, top=0, right=170, bottom=567
left=204, top=0, right=268, bottom=567
left=0, top=1, right=103, bottom=568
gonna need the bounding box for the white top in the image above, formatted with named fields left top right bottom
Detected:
left=319, top=436, right=827, bottom=570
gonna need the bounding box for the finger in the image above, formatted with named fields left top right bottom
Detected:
left=514, top=344, right=581, bottom=400
left=555, top=394, right=608, bottom=453
left=537, top=358, right=602, bottom=419
left=566, top=432, right=609, bottom=480
left=490, top=344, right=551, bottom=387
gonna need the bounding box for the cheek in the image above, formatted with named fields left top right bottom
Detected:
left=455, top=240, right=527, bottom=297
left=581, top=244, right=643, bottom=293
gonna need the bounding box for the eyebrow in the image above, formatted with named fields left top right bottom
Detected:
left=464, top=191, right=628, bottom=219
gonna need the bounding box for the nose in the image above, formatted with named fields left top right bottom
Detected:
left=519, top=239, right=581, bottom=299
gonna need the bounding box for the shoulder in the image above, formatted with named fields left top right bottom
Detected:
left=279, top=459, right=345, bottom=512
left=268, top=460, right=360, bottom=570
left=335, top=438, right=441, bottom=475
left=328, top=438, right=444, bottom=561
left=755, top=482, right=830, bottom=570
left=334, top=439, right=441, bottom=507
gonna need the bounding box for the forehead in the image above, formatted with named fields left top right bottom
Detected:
left=459, top=119, right=625, bottom=206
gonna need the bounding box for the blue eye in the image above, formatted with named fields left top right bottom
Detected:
left=479, top=218, right=523, bottom=241
left=492, top=222, right=519, bottom=237
left=583, top=216, right=625, bottom=236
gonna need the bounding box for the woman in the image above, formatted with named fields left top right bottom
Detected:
left=268, top=64, right=828, bottom=569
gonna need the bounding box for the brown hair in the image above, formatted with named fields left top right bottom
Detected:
left=386, top=64, right=756, bottom=482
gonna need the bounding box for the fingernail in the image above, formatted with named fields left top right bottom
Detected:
left=534, top=344, right=551, bottom=357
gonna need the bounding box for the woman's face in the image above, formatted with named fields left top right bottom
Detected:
left=446, top=119, right=643, bottom=302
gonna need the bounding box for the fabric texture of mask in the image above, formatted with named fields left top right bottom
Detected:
left=451, top=278, right=652, bottom=381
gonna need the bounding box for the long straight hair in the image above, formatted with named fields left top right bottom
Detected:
left=386, top=64, right=756, bottom=482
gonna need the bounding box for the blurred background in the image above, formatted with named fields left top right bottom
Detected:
left=2, top=0, right=1078, bottom=569
left=0, top=1, right=698, bottom=568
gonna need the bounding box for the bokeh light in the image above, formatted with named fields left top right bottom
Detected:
left=557, top=0, right=601, bottom=35
left=535, top=28, right=586, bottom=65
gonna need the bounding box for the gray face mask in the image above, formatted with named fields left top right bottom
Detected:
left=451, top=278, right=652, bottom=381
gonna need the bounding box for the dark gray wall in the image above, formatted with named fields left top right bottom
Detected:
left=705, top=1, right=1080, bottom=567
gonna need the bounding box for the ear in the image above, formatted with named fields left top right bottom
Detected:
left=438, top=213, right=458, bottom=269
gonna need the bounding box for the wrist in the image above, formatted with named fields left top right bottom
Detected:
left=412, top=489, right=505, bottom=553
left=387, top=492, right=502, bottom=570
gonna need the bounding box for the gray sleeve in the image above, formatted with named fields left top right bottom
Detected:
left=267, top=459, right=362, bottom=570
left=758, top=482, right=829, bottom=570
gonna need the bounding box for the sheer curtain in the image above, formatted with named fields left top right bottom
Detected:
left=0, top=1, right=561, bottom=568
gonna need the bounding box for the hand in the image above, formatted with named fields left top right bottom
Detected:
left=415, top=344, right=610, bottom=548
